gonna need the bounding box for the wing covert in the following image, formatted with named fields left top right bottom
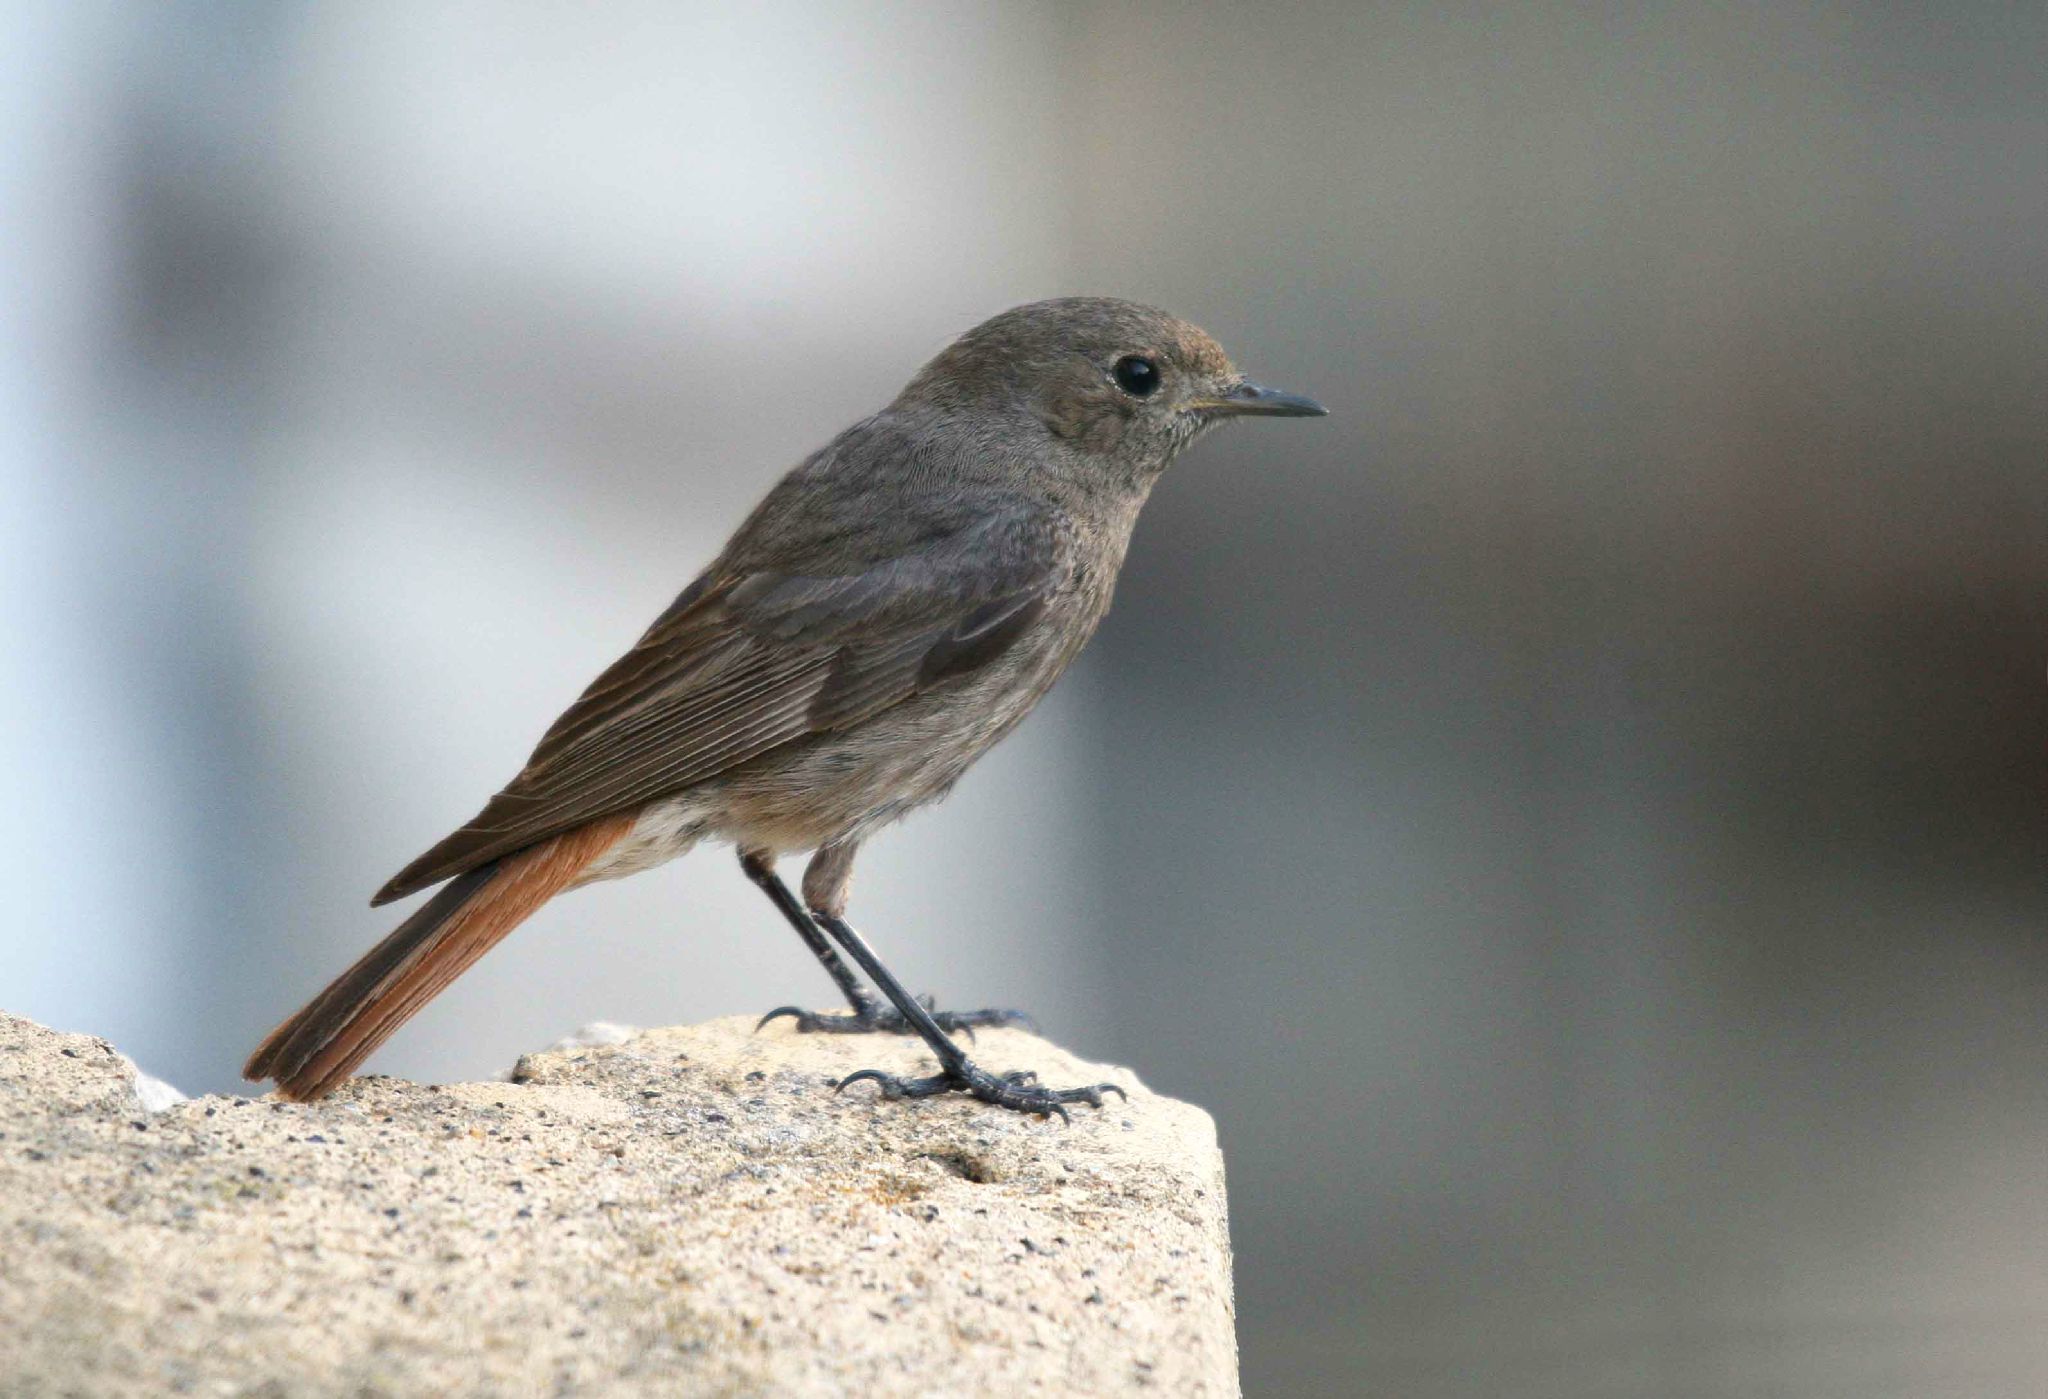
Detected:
left=373, top=505, right=1069, bottom=903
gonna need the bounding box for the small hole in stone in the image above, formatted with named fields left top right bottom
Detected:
left=921, top=1150, right=995, bottom=1184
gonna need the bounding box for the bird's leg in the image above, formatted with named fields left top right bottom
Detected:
left=739, top=850, right=886, bottom=1022
left=811, top=909, right=1122, bottom=1121
left=748, top=844, right=1031, bottom=1038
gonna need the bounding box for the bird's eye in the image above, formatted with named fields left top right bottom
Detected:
left=1112, top=355, right=1161, bottom=398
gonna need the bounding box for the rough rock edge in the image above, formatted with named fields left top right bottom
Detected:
left=0, top=1008, right=1238, bottom=1397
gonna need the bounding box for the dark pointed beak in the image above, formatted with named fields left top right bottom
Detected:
left=1192, top=380, right=1329, bottom=419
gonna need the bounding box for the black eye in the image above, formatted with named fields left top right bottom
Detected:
left=1112, top=355, right=1161, bottom=398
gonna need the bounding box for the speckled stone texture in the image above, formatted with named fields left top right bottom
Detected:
left=0, top=1010, right=1236, bottom=1396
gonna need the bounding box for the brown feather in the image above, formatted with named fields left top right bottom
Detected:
left=374, top=511, right=1069, bottom=905
left=246, top=812, right=634, bottom=1101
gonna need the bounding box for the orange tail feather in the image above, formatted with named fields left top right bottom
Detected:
left=244, top=813, right=634, bottom=1101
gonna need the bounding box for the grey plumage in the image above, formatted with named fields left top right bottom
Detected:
left=250, top=296, right=1324, bottom=1110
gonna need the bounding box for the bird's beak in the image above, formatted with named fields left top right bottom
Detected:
left=1189, top=380, right=1329, bottom=419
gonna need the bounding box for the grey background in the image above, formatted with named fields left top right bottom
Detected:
left=4, top=4, right=2045, bottom=1394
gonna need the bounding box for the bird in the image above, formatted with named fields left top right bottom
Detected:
left=244, top=296, right=1326, bottom=1118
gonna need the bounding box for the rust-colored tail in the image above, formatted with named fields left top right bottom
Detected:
left=244, top=814, right=634, bottom=1101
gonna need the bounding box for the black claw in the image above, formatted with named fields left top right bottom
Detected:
left=756, top=1005, right=895, bottom=1036
left=753, top=1000, right=1034, bottom=1042
left=832, top=1060, right=1124, bottom=1121
left=836, top=1069, right=956, bottom=1101
left=754, top=1005, right=809, bottom=1032
left=942, top=1007, right=1037, bottom=1035
left=833, top=1068, right=892, bottom=1096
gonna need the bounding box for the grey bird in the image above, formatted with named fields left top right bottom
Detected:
left=245, top=296, right=1326, bottom=1116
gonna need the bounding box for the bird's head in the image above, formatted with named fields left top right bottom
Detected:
left=904, top=297, right=1326, bottom=479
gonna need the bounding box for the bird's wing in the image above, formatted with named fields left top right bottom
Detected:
left=373, top=506, right=1070, bottom=904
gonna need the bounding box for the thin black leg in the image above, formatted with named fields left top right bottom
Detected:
left=740, top=851, right=1033, bottom=1039
left=813, top=911, right=1123, bottom=1122
left=738, top=851, right=881, bottom=1018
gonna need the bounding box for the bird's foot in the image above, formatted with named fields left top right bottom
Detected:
left=835, top=1061, right=1125, bottom=1122
left=756, top=994, right=1033, bottom=1041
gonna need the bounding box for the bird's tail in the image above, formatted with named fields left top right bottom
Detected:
left=244, top=813, right=635, bottom=1102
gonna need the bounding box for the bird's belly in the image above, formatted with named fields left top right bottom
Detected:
left=704, top=664, right=1054, bottom=856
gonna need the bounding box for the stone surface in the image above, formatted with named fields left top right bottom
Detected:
left=0, top=1009, right=1236, bottom=1396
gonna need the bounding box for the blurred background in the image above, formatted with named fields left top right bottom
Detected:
left=4, top=3, right=2045, bottom=1393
